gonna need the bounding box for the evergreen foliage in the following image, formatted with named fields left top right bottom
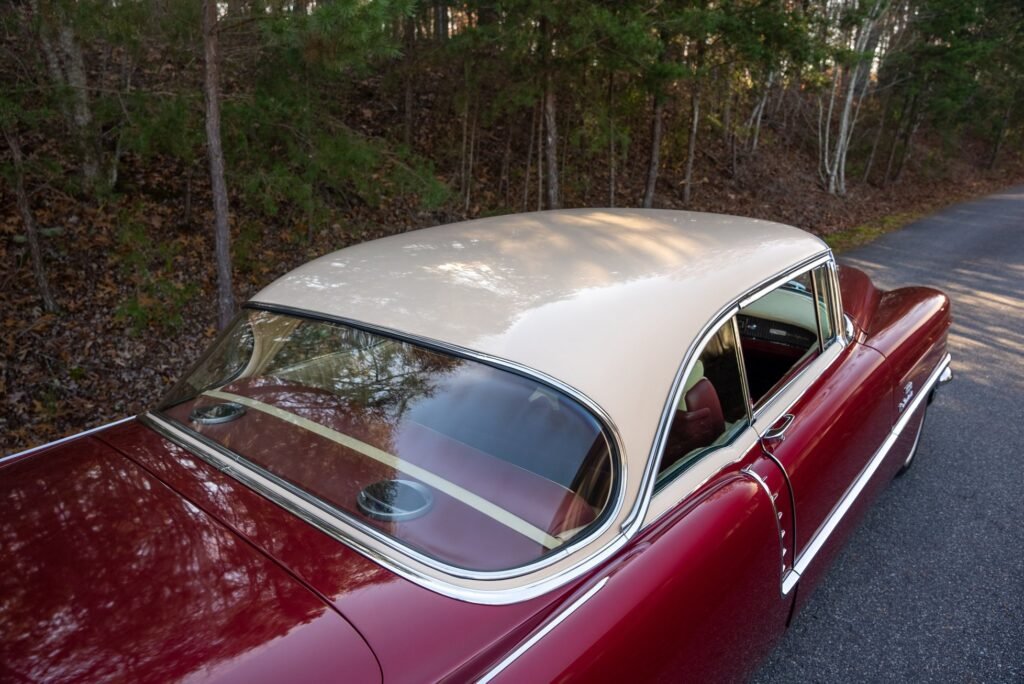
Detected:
left=2, top=0, right=1022, bottom=282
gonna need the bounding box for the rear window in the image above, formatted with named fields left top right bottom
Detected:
left=158, top=309, right=614, bottom=572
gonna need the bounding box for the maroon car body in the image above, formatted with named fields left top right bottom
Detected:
left=0, top=211, right=952, bottom=683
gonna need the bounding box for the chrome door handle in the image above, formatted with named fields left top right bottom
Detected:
left=762, top=413, right=795, bottom=442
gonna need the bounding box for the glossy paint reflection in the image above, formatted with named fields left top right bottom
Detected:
left=101, top=421, right=564, bottom=683
left=0, top=436, right=379, bottom=683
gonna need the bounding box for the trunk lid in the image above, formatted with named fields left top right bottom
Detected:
left=0, top=433, right=381, bottom=683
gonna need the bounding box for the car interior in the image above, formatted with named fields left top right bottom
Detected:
left=659, top=271, right=832, bottom=479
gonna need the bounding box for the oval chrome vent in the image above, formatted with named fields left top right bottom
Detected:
left=357, top=479, right=433, bottom=522
left=190, top=401, right=246, bottom=425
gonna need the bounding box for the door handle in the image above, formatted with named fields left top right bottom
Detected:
left=762, top=413, right=795, bottom=442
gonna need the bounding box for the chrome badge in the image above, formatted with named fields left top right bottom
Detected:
left=898, top=381, right=915, bottom=413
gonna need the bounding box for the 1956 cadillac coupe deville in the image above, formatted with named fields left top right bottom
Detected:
left=0, top=210, right=952, bottom=682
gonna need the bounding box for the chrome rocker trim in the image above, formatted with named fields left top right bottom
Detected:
left=781, top=352, right=952, bottom=595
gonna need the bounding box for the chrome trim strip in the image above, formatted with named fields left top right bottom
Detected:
left=477, top=577, right=609, bottom=683
left=782, top=567, right=801, bottom=594
left=737, top=254, right=833, bottom=309
left=0, top=416, right=135, bottom=464
left=742, top=467, right=789, bottom=588
left=938, top=366, right=953, bottom=385
left=783, top=352, right=952, bottom=594
left=732, top=316, right=755, bottom=421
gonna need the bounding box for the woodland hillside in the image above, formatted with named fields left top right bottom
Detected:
left=3, top=0, right=1023, bottom=453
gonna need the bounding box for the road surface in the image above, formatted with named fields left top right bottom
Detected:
left=754, top=186, right=1024, bottom=682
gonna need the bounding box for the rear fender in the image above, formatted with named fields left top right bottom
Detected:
left=861, top=286, right=951, bottom=424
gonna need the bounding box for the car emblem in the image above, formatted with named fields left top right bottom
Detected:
left=898, top=381, right=914, bottom=413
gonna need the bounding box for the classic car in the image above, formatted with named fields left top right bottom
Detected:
left=0, top=209, right=952, bottom=682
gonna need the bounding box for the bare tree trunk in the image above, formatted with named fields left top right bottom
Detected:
left=536, top=100, right=544, bottom=212
left=434, top=2, right=448, bottom=41
left=522, top=105, right=536, bottom=212
left=459, top=91, right=469, bottom=197
left=539, top=16, right=559, bottom=210
left=543, top=84, right=560, bottom=209
left=863, top=87, right=893, bottom=183
left=747, top=70, right=775, bottom=153
left=722, top=84, right=733, bottom=144
left=893, top=115, right=919, bottom=182
left=885, top=91, right=919, bottom=185
left=683, top=88, right=701, bottom=205
left=3, top=121, right=57, bottom=313
left=607, top=71, right=616, bottom=207
left=501, top=125, right=512, bottom=206
left=824, top=2, right=886, bottom=195
left=403, top=15, right=415, bottom=148
left=56, top=23, right=98, bottom=187
left=642, top=96, right=664, bottom=208
left=464, top=100, right=477, bottom=213
left=987, top=102, right=1013, bottom=170
left=32, top=0, right=100, bottom=189
left=203, top=0, right=235, bottom=330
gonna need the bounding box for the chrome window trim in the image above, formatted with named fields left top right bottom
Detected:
left=0, top=416, right=136, bottom=464
left=828, top=259, right=849, bottom=344
left=639, top=251, right=832, bottom=529
left=812, top=272, right=827, bottom=353
left=149, top=303, right=629, bottom=604
left=781, top=352, right=952, bottom=595
left=732, top=316, right=755, bottom=419
left=811, top=263, right=839, bottom=351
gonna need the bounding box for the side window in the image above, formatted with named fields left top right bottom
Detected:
left=658, top=321, right=748, bottom=482
left=736, top=264, right=835, bottom=406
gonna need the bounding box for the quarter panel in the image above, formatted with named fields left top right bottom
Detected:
left=862, top=287, right=951, bottom=424
left=491, top=476, right=791, bottom=683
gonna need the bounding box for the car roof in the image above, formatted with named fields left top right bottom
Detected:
left=252, top=209, right=828, bottom=465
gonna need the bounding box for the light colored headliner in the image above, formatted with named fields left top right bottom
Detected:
left=253, top=209, right=828, bottom=466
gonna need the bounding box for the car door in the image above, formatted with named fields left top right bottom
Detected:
left=737, top=261, right=894, bottom=600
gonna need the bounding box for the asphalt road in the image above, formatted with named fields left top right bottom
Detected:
left=753, top=186, right=1024, bottom=683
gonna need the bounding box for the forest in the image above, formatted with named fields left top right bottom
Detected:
left=2, top=0, right=1023, bottom=452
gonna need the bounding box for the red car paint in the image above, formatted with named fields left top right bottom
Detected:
left=0, top=436, right=381, bottom=684
left=0, top=264, right=951, bottom=683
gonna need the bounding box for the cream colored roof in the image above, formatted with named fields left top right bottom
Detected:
left=252, top=209, right=828, bottom=466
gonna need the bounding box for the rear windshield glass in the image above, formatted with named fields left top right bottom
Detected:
left=158, top=309, right=614, bottom=572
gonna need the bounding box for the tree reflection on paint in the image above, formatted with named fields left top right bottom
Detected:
left=0, top=441, right=352, bottom=683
